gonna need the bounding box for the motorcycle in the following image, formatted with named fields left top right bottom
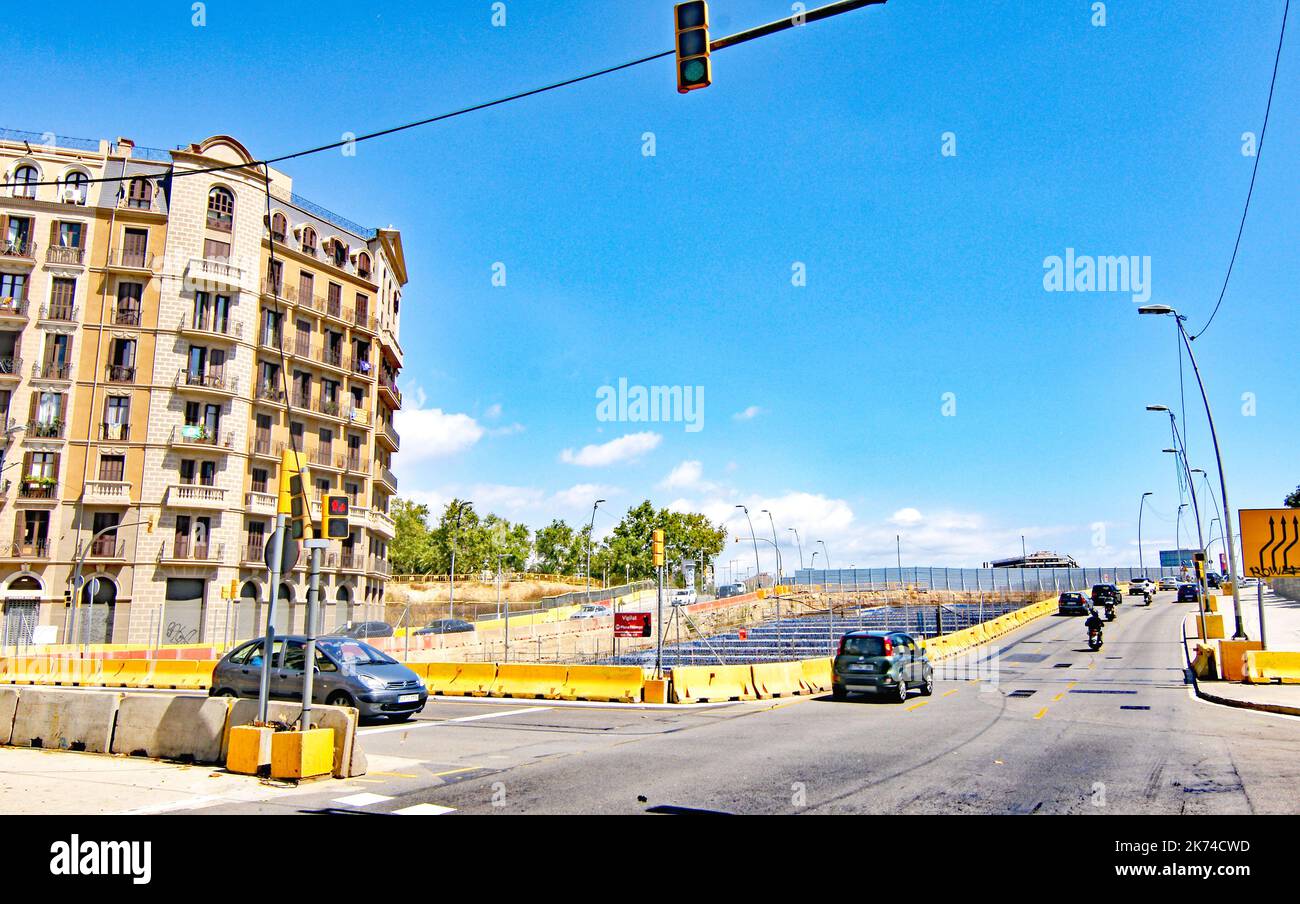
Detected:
left=1104, top=602, right=1117, bottom=622
left=1088, top=627, right=1104, bottom=651
left=1143, top=591, right=1153, bottom=607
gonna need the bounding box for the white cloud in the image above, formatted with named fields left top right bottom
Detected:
left=484, top=403, right=503, bottom=420
left=560, top=432, right=662, bottom=467
left=890, top=507, right=924, bottom=526
left=393, top=407, right=484, bottom=466
left=660, top=460, right=703, bottom=490
left=733, top=406, right=764, bottom=422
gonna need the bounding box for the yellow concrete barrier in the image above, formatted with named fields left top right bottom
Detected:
left=148, top=660, right=199, bottom=690
left=99, top=660, right=131, bottom=688
left=492, top=663, right=568, bottom=699
left=1243, top=650, right=1300, bottom=685
left=799, top=657, right=833, bottom=693
left=560, top=665, right=644, bottom=702
left=423, top=662, right=497, bottom=696
left=1192, top=644, right=1217, bottom=679
left=1194, top=614, right=1226, bottom=640
left=671, top=664, right=756, bottom=703
left=117, top=661, right=155, bottom=689
left=1217, top=640, right=1262, bottom=682
left=751, top=661, right=805, bottom=699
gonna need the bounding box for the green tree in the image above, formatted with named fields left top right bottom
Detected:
left=1286, top=485, right=1300, bottom=508
left=534, top=519, right=578, bottom=574
left=389, top=498, right=435, bottom=574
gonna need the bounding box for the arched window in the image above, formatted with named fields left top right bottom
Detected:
left=207, top=187, right=234, bottom=232
left=356, top=252, right=372, bottom=280
left=268, top=212, right=287, bottom=243
left=11, top=164, right=38, bottom=199
left=61, top=171, right=89, bottom=204
left=301, top=226, right=317, bottom=257
left=330, top=239, right=348, bottom=268
left=126, top=177, right=152, bottom=209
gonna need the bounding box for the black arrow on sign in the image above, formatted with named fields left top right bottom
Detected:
left=1273, top=517, right=1289, bottom=574
left=1260, top=517, right=1276, bottom=576
left=1283, top=516, right=1299, bottom=573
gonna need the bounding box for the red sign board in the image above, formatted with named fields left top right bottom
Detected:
left=614, top=612, right=652, bottom=638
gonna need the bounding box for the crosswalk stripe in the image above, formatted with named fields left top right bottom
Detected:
left=393, top=803, right=456, bottom=815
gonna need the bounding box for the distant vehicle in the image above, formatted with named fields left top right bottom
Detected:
left=715, top=582, right=747, bottom=599
left=1205, top=573, right=1222, bottom=589
left=669, top=588, right=697, bottom=607
left=209, top=635, right=427, bottom=722
left=1128, top=578, right=1154, bottom=596
left=1087, top=625, right=1104, bottom=651
left=332, top=621, right=394, bottom=640
left=832, top=631, right=933, bottom=703
left=1177, top=583, right=1203, bottom=603
left=569, top=605, right=611, bottom=620
left=1091, top=584, right=1122, bottom=606
left=1159, top=577, right=1179, bottom=591
left=413, top=618, right=474, bottom=635
left=1240, top=577, right=1260, bottom=589
left=1058, top=592, right=1091, bottom=616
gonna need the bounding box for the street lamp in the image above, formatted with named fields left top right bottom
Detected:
left=586, top=499, right=605, bottom=605
left=1152, top=406, right=1209, bottom=614
left=788, top=527, right=804, bottom=571
left=760, top=509, right=782, bottom=583
left=735, top=505, right=762, bottom=589
left=1138, top=492, right=1153, bottom=573
left=1140, top=304, right=1246, bottom=638
left=817, top=540, right=830, bottom=570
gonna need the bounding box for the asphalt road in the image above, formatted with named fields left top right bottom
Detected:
left=196, top=592, right=1300, bottom=815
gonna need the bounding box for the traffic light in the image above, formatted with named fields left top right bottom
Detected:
left=1194, top=551, right=1206, bottom=581
left=229, top=579, right=239, bottom=599
left=324, top=494, right=351, bottom=540
left=675, top=1, right=712, bottom=93
left=280, top=450, right=313, bottom=540
left=653, top=529, right=665, bottom=567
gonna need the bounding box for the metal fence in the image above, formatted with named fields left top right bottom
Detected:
left=789, top=566, right=1182, bottom=594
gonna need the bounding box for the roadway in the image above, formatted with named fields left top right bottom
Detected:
left=192, top=592, right=1300, bottom=815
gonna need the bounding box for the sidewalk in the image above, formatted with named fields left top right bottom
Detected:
left=1183, top=584, right=1300, bottom=717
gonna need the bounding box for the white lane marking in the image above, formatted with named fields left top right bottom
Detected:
left=393, top=803, right=456, bottom=815
left=333, top=792, right=394, bottom=807
left=119, top=794, right=229, bottom=815
left=359, top=707, right=547, bottom=736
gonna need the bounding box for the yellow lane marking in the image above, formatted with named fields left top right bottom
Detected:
left=370, top=772, right=420, bottom=779
left=1052, top=692, right=1066, bottom=702
left=430, top=766, right=479, bottom=779
left=1067, top=681, right=1078, bottom=689
left=942, top=689, right=958, bottom=698
left=1033, top=707, right=1048, bottom=720
left=905, top=700, right=930, bottom=711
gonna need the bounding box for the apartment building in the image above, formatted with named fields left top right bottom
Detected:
left=0, top=130, right=405, bottom=645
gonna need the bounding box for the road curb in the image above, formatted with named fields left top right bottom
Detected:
left=1180, top=616, right=1300, bottom=718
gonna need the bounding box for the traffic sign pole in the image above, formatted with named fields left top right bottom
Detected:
left=258, top=514, right=287, bottom=723
left=302, top=539, right=330, bottom=729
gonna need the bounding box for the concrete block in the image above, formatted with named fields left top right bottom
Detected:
left=0, top=688, right=17, bottom=745
left=270, top=728, right=334, bottom=779
left=227, top=725, right=273, bottom=775
left=10, top=689, right=121, bottom=753
left=110, top=693, right=233, bottom=764
left=225, top=700, right=364, bottom=778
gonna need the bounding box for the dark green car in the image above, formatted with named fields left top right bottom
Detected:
left=832, top=630, right=934, bottom=703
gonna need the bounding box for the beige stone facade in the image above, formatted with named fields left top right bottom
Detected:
left=0, top=130, right=405, bottom=646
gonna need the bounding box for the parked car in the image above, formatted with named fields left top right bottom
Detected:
left=332, top=620, right=394, bottom=640
left=413, top=618, right=475, bottom=635
left=1128, top=578, right=1154, bottom=596
left=1159, top=577, right=1179, bottom=591
left=1058, top=591, right=1091, bottom=615
left=209, top=635, right=428, bottom=722
left=715, top=582, right=747, bottom=599
left=1091, top=583, right=1122, bottom=606
left=570, top=605, right=611, bottom=620
left=1177, top=583, right=1203, bottom=603
left=669, top=588, right=697, bottom=607
left=832, top=631, right=933, bottom=702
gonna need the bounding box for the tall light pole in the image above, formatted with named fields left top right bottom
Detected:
left=1141, top=304, right=1246, bottom=638
left=1153, top=407, right=1209, bottom=613
left=586, top=498, right=605, bottom=605
left=787, top=527, right=804, bottom=573
left=1193, top=468, right=1229, bottom=574
left=448, top=500, right=471, bottom=621
left=1138, top=492, right=1153, bottom=573
left=735, top=505, right=762, bottom=589
left=760, top=509, right=781, bottom=583
left=896, top=535, right=902, bottom=572
left=817, top=540, right=830, bottom=571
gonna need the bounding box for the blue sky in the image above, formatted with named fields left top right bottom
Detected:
left=8, top=0, right=1296, bottom=571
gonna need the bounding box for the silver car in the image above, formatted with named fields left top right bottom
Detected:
left=209, top=635, right=428, bottom=722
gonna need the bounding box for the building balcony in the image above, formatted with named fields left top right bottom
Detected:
left=112, top=307, right=143, bottom=327
left=177, top=315, right=242, bottom=343
left=242, top=539, right=264, bottom=566
left=26, top=419, right=65, bottom=440
left=104, top=364, right=136, bottom=385
left=3, top=540, right=50, bottom=559
left=39, top=302, right=78, bottom=323
left=186, top=257, right=243, bottom=292
left=0, top=296, right=29, bottom=322
left=17, top=480, right=58, bottom=501
left=304, top=444, right=343, bottom=472
left=350, top=308, right=377, bottom=334
left=260, top=278, right=297, bottom=304
left=174, top=368, right=239, bottom=398
left=335, top=552, right=365, bottom=573
left=32, top=362, right=73, bottom=382
left=84, top=480, right=133, bottom=506
left=168, top=425, right=235, bottom=451
left=86, top=537, right=125, bottom=560
left=100, top=422, right=131, bottom=442
left=105, top=248, right=155, bottom=273
left=248, top=436, right=283, bottom=459
left=45, top=246, right=85, bottom=267
left=0, top=241, right=37, bottom=268
left=368, top=557, right=392, bottom=578
left=158, top=540, right=225, bottom=566
left=245, top=491, right=277, bottom=517
left=376, top=420, right=400, bottom=452
left=376, top=465, right=398, bottom=493
left=346, top=406, right=371, bottom=427
left=164, top=483, right=228, bottom=510
left=369, top=509, right=395, bottom=540
left=378, top=376, right=402, bottom=410
left=0, top=357, right=21, bottom=381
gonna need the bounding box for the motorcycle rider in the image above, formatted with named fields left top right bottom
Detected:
left=1143, top=589, right=1153, bottom=606
left=1103, top=599, right=1117, bottom=621
left=1085, top=607, right=1106, bottom=644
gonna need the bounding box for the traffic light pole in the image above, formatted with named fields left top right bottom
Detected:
left=258, top=512, right=286, bottom=724
left=655, top=564, right=664, bottom=679
left=710, top=0, right=887, bottom=52
left=302, top=539, right=329, bottom=729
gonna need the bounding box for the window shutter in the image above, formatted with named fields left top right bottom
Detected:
left=26, top=392, right=36, bottom=424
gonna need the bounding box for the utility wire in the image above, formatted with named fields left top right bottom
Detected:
left=1193, top=0, right=1291, bottom=340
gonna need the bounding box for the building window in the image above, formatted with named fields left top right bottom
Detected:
left=98, top=455, right=125, bottom=483
left=103, top=396, right=130, bottom=440
left=126, top=177, right=152, bottom=209
left=301, top=227, right=317, bottom=257
left=207, top=187, right=235, bottom=232
left=356, top=253, right=371, bottom=280
left=251, top=468, right=268, bottom=494
left=11, top=164, right=38, bottom=199
left=61, top=171, right=89, bottom=204
left=48, top=278, right=76, bottom=321
left=268, top=212, right=287, bottom=243
left=203, top=238, right=231, bottom=262
left=115, top=282, right=143, bottom=325
left=57, top=221, right=84, bottom=249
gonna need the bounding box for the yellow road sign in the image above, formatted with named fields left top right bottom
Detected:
left=1239, top=508, right=1300, bottom=579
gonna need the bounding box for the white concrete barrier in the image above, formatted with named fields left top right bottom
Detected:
left=0, top=688, right=17, bottom=746
left=111, top=694, right=234, bottom=764
left=10, top=689, right=121, bottom=753
left=225, top=700, right=365, bottom=778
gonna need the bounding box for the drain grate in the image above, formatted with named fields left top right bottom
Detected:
left=1053, top=663, right=1073, bottom=669
left=1009, top=689, right=1037, bottom=698
left=1120, top=705, right=1151, bottom=711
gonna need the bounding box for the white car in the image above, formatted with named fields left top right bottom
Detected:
left=1159, top=577, right=1179, bottom=591
left=669, top=588, right=697, bottom=607
left=569, top=605, right=611, bottom=620
left=1128, top=578, right=1154, bottom=596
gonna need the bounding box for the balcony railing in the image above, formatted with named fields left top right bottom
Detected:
left=167, top=484, right=227, bottom=508
left=26, top=419, right=65, bottom=440
left=188, top=257, right=243, bottom=288
left=0, top=296, right=27, bottom=318
left=100, top=422, right=130, bottom=442
left=179, top=315, right=242, bottom=339
left=369, top=557, right=392, bottom=577
left=245, top=492, right=276, bottom=516
left=255, top=383, right=286, bottom=404
left=248, top=436, right=280, bottom=457
left=6, top=540, right=50, bottom=558
left=0, top=357, right=21, bottom=378
left=344, top=454, right=364, bottom=472
left=33, top=362, right=73, bottom=381
left=378, top=421, right=400, bottom=448
left=379, top=376, right=402, bottom=407
left=243, top=539, right=266, bottom=564
left=0, top=241, right=36, bottom=261
left=105, top=364, right=136, bottom=384
left=88, top=536, right=124, bottom=559
left=113, top=307, right=142, bottom=326
left=169, top=425, right=234, bottom=449
left=107, top=248, right=154, bottom=270
left=175, top=369, right=238, bottom=394
left=378, top=465, right=398, bottom=491
left=261, top=278, right=297, bottom=302
left=84, top=480, right=132, bottom=504
left=39, top=302, right=77, bottom=322
left=17, top=480, right=57, bottom=500
left=160, top=539, right=224, bottom=563
left=338, top=552, right=364, bottom=571
left=45, top=246, right=85, bottom=266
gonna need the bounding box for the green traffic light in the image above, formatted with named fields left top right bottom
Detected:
left=682, top=59, right=708, bottom=85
